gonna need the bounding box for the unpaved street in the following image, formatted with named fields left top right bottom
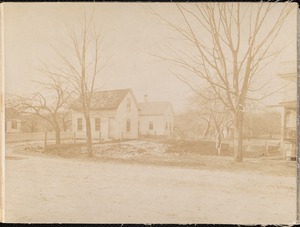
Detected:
left=5, top=144, right=296, bottom=224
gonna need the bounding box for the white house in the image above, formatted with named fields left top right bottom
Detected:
left=71, top=89, right=139, bottom=140
left=5, top=119, right=22, bottom=133
left=5, top=107, right=22, bottom=133
left=138, top=95, right=174, bottom=136
left=71, top=90, right=175, bottom=140
left=277, top=61, right=297, bottom=159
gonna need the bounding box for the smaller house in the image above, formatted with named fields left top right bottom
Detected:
left=5, top=107, right=22, bottom=133
left=138, top=95, right=174, bottom=137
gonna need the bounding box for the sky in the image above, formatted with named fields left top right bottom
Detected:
left=3, top=2, right=298, bottom=114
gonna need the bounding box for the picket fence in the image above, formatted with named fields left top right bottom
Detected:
left=5, top=131, right=103, bottom=145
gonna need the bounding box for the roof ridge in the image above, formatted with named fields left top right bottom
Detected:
left=139, top=101, right=171, bottom=104
left=93, top=88, right=131, bottom=93
left=72, top=88, right=131, bottom=111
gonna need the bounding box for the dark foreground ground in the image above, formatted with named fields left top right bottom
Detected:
left=5, top=140, right=296, bottom=224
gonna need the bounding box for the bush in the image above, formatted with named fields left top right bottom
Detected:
left=167, top=140, right=232, bottom=156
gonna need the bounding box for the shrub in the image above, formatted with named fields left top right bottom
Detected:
left=167, top=140, right=232, bottom=156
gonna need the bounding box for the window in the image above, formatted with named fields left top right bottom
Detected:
left=127, top=97, right=131, bottom=112
left=166, top=122, right=168, bottom=130
left=126, top=119, right=131, bottom=132
left=169, top=122, right=172, bottom=131
left=95, top=118, right=100, bottom=131
left=149, top=121, right=153, bottom=130
left=11, top=120, right=17, bottom=129
left=77, top=118, right=83, bottom=131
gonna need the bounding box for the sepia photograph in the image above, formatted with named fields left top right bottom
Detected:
left=1, top=2, right=298, bottom=224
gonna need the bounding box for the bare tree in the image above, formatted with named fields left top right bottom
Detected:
left=151, top=2, right=294, bottom=161
left=11, top=69, right=71, bottom=144
left=21, top=114, right=40, bottom=133
left=244, top=110, right=281, bottom=139
left=189, top=91, right=232, bottom=155
left=174, top=111, right=210, bottom=141
left=47, top=13, right=104, bottom=156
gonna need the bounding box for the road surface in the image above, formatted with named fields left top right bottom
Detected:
left=5, top=143, right=296, bottom=224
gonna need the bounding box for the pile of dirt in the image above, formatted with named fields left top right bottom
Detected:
left=43, top=143, right=87, bottom=158
left=118, top=140, right=170, bottom=155
left=23, top=144, right=44, bottom=153
left=39, top=140, right=172, bottom=162
left=92, top=141, right=170, bottom=160
left=93, top=143, right=142, bottom=159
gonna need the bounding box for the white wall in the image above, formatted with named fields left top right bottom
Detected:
left=71, top=111, right=111, bottom=140
left=285, top=109, right=296, bottom=128
left=139, top=105, right=174, bottom=136
left=5, top=119, right=22, bottom=133
left=283, top=82, right=296, bottom=102
left=71, top=91, right=139, bottom=140
left=139, top=115, right=165, bottom=136
left=114, top=91, right=139, bottom=139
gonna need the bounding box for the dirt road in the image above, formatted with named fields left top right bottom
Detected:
left=5, top=144, right=296, bottom=224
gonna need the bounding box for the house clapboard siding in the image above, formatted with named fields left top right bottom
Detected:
left=71, top=89, right=174, bottom=141
left=5, top=107, right=22, bottom=133
left=71, top=89, right=139, bottom=140
left=138, top=101, right=174, bottom=136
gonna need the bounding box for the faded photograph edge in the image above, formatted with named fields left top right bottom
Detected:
left=0, top=2, right=5, bottom=223
left=2, top=2, right=298, bottom=224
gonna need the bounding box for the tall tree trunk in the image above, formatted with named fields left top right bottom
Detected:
left=202, top=117, right=211, bottom=139
left=53, top=120, right=61, bottom=145
left=55, top=129, right=61, bottom=145
left=85, top=113, right=93, bottom=157
left=53, top=117, right=61, bottom=145
left=233, top=111, right=244, bottom=162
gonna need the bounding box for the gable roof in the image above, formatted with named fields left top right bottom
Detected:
left=138, top=102, right=173, bottom=116
left=72, top=89, right=131, bottom=111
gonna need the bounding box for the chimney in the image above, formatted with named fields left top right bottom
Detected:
left=144, top=94, right=148, bottom=103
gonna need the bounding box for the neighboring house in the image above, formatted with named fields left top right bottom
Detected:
left=138, top=95, right=174, bottom=136
left=5, top=107, right=22, bottom=133
left=71, top=89, right=139, bottom=140
left=277, top=61, right=297, bottom=159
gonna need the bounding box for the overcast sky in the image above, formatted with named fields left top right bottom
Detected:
left=3, top=3, right=297, bottom=113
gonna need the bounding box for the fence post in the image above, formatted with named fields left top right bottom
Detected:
left=73, top=132, right=76, bottom=144
left=44, top=132, right=48, bottom=151
left=99, top=131, right=101, bottom=144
